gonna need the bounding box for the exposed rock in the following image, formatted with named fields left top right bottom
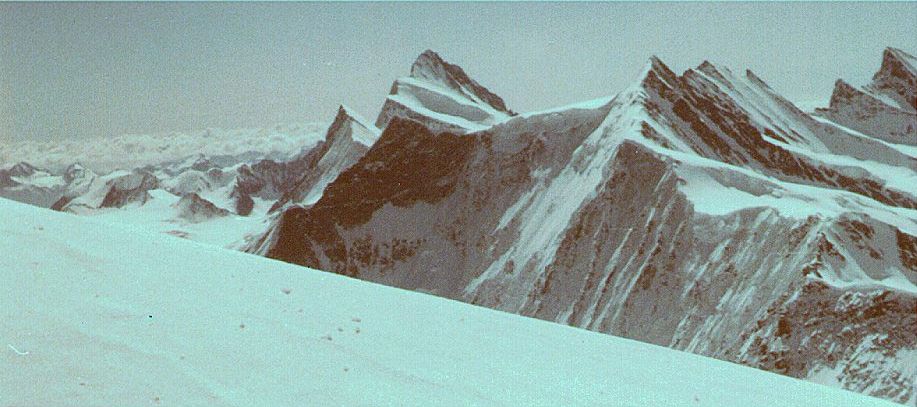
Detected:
left=254, top=50, right=917, bottom=403
left=375, top=50, right=515, bottom=133
left=173, top=193, right=231, bottom=223
left=99, top=170, right=159, bottom=208
left=269, top=105, right=380, bottom=213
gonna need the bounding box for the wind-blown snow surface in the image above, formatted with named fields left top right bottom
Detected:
left=0, top=198, right=896, bottom=406
left=0, top=123, right=327, bottom=174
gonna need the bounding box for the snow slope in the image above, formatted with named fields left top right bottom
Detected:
left=0, top=197, right=895, bottom=407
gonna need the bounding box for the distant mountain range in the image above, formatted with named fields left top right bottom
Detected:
left=2, top=47, right=914, bottom=405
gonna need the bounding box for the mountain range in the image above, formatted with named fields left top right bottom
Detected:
left=1, top=47, right=914, bottom=405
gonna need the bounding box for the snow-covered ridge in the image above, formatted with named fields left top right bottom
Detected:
left=0, top=197, right=896, bottom=407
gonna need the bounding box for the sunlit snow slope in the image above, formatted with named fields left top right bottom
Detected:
left=0, top=197, right=895, bottom=407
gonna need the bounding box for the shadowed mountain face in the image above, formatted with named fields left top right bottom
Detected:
left=254, top=49, right=917, bottom=404
left=267, top=106, right=380, bottom=213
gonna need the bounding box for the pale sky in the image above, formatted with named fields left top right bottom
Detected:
left=1, top=2, right=915, bottom=142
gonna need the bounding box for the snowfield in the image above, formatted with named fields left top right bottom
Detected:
left=0, top=198, right=897, bottom=406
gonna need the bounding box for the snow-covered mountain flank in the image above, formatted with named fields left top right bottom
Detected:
left=3, top=47, right=915, bottom=404
left=0, top=197, right=898, bottom=406
left=253, top=48, right=917, bottom=404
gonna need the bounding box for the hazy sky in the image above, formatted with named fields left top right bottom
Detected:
left=1, top=2, right=915, bottom=142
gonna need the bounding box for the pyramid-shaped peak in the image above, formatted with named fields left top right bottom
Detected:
left=647, top=55, right=673, bottom=73
left=868, top=47, right=917, bottom=111
left=694, top=59, right=743, bottom=79
left=327, top=104, right=379, bottom=147
left=334, top=104, right=376, bottom=131
left=694, top=60, right=736, bottom=83
left=876, top=47, right=917, bottom=80
left=412, top=49, right=444, bottom=67
left=883, top=47, right=916, bottom=65
left=697, top=60, right=717, bottom=72
left=409, top=49, right=452, bottom=79
left=828, top=79, right=865, bottom=108
left=404, top=50, right=512, bottom=115
left=637, top=55, right=679, bottom=89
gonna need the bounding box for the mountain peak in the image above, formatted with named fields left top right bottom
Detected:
left=868, top=47, right=917, bottom=111
left=329, top=104, right=379, bottom=147
left=409, top=49, right=459, bottom=84
left=335, top=104, right=374, bottom=129
left=647, top=55, right=673, bottom=73
left=697, top=60, right=717, bottom=73
left=883, top=47, right=916, bottom=66
left=410, top=49, right=445, bottom=75
left=406, top=50, right=512, bottom=114
left=375, top=50, right=514, bottom=132
left=637, top=55, right=679, bottom=91
left=875, top=47, right=917, bottom=81
left=8, top=161, right=40, bottom=177
left=827, top=79, right=861, bottom=108
left=63, top=162, right=93, bottom=183
left=745, top=69, right=771, bottom=88
left=694, top=60, right=734, bottom=84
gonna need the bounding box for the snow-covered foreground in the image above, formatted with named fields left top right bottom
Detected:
left=0, top=198, right=897, bottom=406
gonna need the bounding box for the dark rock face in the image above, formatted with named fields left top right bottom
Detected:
left=234, top=192, right=254, bottom=216
left=265, top=117, right=482, bottom=272
left=738, top=281, right=917, bottom=404
left=268, top=106, right=379, bottom=213
left=228, top=141, right=327, bottom=216
left=50, top=196, right=72, bottom=211
left=99, top=171, right=159, bottom=208
left=0, top=171, right=18, bottom=188
left=173, top=192, right=230, bottom=223
left=638, top=58, right=917, bottom=210
left=871, top=47, right=917, bottom=111
left=0, top=162, right=70, bottom=208
left=234, top=160, right=289, bottom=199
